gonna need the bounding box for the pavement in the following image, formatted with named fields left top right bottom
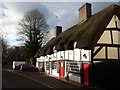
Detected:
left=38, top=71, right=105, bottom=90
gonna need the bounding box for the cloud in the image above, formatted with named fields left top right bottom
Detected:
left=2, top=2, right=50, bottom=46
left=1, top=2, right=118, bottom=46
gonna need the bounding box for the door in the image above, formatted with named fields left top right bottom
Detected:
left=83, top=63, right=89, bottom=85
left=60, top=61, right=64, bottom=78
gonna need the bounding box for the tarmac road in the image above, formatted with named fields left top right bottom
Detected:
left=2, top=68, right=105, bottom=90
left=2, top=68, right=78, bottom=89
left=2, top=69, right=51, bottom=89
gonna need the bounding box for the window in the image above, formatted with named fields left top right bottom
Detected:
left=66, top=61, right=80, bottom=74
left=68, top=40, right=76, bottom=50
left=52, top=61, right=57, bottom=69
left=46, top=62, right=50, bottom=70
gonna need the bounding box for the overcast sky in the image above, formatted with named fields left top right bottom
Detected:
left=0, top=2, right=119, bottom=46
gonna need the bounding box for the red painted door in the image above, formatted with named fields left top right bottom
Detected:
left=60, top=61, right=64, bottom=78
left=83, top=63, right=89, bottom=85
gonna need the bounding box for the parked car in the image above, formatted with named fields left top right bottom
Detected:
left=14, top=64, right=22, bottom=70
left=20, top=64, right=39, bottom=72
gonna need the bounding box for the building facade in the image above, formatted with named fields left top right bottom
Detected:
left=35, top=3, right=120, bottom=87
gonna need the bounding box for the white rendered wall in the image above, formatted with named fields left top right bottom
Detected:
left=61, top=51, right=65, bottom=60
left=68, top=50, right=74, bottom=60
left=57, top=51, right=61, bottom=60
left=36, top=62, right=39, bottom=67
left=65, top=50, right=69, bottom=60
left=69, top=73, right=81, bottom=83
left=74, top=49, right=80, bottom=61
left=52, top=69, right=59, bottom=77
left=81, top=49, right=91, bottom=61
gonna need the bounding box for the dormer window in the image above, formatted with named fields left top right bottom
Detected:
left=68, top=40, right=76, bottom=50
left=60, top=43, right=65, bottom=51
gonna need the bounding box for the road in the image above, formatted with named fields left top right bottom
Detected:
left=2, top=69, right=51, bottom=89
left=2, top=69, right=78, bottom=89
left=2, top=69, right=105, bottom=90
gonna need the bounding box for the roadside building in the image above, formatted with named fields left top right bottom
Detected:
left=35, top=3, right=120, bottom=88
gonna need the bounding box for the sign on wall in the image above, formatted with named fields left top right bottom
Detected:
left=81, top=49, right=91, bottom=61
left=37, top=56, right=44, bottom=62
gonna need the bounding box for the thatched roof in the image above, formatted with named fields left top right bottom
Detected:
left=35, top=4, right=120, bottom=57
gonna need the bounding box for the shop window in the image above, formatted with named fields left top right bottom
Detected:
left=66, top=61, right=80, bottom=74
left=52, top=61, right=57, bottom=69
left=51, top=61, right=60, bottom=73
left=46, top=62, right=50, bottom=70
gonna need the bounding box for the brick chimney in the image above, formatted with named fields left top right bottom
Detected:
left=54, top=26, right=62, bottom=37
left=78, top=3, right=92, bottom=23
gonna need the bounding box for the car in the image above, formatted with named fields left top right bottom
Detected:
left=13, top=61, right=26, bottom=70
left=14, top=64, right=22, bottom=70
left=20, top=64, right=39, bottom=72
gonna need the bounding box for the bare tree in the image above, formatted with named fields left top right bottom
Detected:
left=18, top=9, right=49, bottom=65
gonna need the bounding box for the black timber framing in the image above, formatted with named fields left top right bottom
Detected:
left=93, top=59, right=119, bottom=60
left=118, top=47, right=120, bottom=60
left=110, top=30, right=113, bottom=44
left=89, top=48, right=94, bottom=86
left=115, top=21, right=118, bottom=28
left=93, top=46, right=103, bottom=57
left=105, top=46, right=108, bottom=60
left=105, top=28, right=120, bottom=31
left=93, top=44, right=120, bottom=60
left=96, top=43, right=120, bottom=47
